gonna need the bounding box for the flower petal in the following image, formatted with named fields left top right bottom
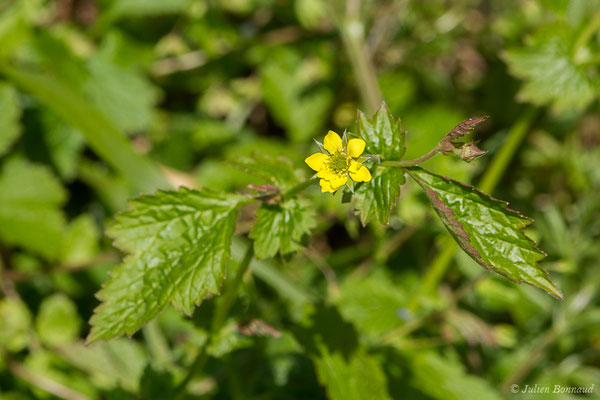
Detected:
left=349, top=165, right=372, bottom=182
left=319, top=179, right=335, bottom=193
left=318, top=168, right=335, bottom=179
left=349, top=160, right=362, bottom=173
left=347, top=138, right=366, bottom=158
left=323, top=130, right=343, bottom=154
left=305, top=153, right=329, bottom=171
left=329, top=174, right=348, bottom=190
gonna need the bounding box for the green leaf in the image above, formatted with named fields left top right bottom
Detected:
left=88, top=188, right=247, bottom=342
left=0, top=82, right=21, bottom=156
left=352, top=166, right=406, bottom=225
left=407, top=167, right=562, bottom=299
left=35, top=294, right=81, bottom=347
left=295, top=306, right=392, bottom=400
left=228, top=152, right=300, bottom=190
left=0, top=297, right=32, bottom=352
left=61, top=214, right=100, bottom=267
left=503, top=23, right=599, bottom=112
left=0, top=158, right=67, bottom=260
left=261, top=48, right=333, bottom=142
left=336, top=275, right=406, bottom=338
left=410, top=351, right=503, bottom=400
left=1, top=65, right=168, bottom=193
left=356, top=103, right=406, bottom=161
left=249, top=199, right=316, bottom=259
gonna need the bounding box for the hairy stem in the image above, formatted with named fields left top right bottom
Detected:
left=381, top=143, right=441, bottom=167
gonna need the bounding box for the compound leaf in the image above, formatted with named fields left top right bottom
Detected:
left=407, top=167, right=562, bottom=299
left=249, top=199, right=316, bottom=259
left=88, top=188, right=247, bottom=342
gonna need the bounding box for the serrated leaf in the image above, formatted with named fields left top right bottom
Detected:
left=0, top=158, right=67, bottom=260
left=407, top=167, right=562, bottom=299
left=228, top=152, right=300, bottom=190
left=88, top=188, right=247, bottom=342
left=0, top=82, right=22, bottom=156
left=249, top=199, right=316, bottom=259
left=352, top=166, right=406, bottom=225
left=356, top=103, right=406, bottom=160
left=503, top=23, right=599, bottom=112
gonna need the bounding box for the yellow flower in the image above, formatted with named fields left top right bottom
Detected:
left=305, top=130, right=372, bottom=193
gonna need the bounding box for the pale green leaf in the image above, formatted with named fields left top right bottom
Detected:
left=336, top=275, right=406, bottom=338
left=0, top=82, right=21, bottom=156
left=411, top=351, right=503, bottom=400
left=228, top=152, right=300, bottom=190
left=407, top=167, right=562, bottom=299
left=35, top=294, right=81, bottom=347
left=503, top=23, right=599, bottom=112
left=61, top=214, right=100, bottom=267
left=249, top=199, right=316, bottom=259
left=261, top=49, right=332, bottom=142
left=88, top=188, right=247, bottom=342
left=352, top=166, right=405, bottom=225
left=0, top=298, right=32, bottom=352
left=356, top=103, right=406, bottom=161
left=0, top=158, right=67, bottom=259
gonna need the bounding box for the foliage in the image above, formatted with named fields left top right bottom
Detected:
left=1, top=1, right=599, bottom=399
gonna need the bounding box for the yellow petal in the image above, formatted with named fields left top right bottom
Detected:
left=329, top=174, right=348, bottom=190
left=317, top=168, right=335, bottom=179
left=323, top=130, right=343, bottom=154
left=319, top=179, right=335, bottom=193
left=349, top=165, right=372, bottom=182
left=349, top=160, right=362, bottom=173
left=305, top=153, right=329, bottom=171
left=347, top=138, right=366, bottom=158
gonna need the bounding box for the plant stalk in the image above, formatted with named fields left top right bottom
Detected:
left=176, top=244, right=254, bottom=395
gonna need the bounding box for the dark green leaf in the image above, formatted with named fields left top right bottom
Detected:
left=0, top=158, right=67, bottom=260
left=356, top=103, right=406, bottom=161
left=352, top=166, right=406, bottom=225
left=249, top=199, right=316, bottom=259
left=88, top=188, right=247, bottom=342
left=407, top=167, right=562, bottom=299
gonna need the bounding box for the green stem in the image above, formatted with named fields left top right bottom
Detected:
left=337, top=1, right=382, bottom=114
left=406, top=109, right=538, bottom=312
left=573, top=9, right=600, bottom=60
left=176, top=244, right=254, bottom=395
left=381, top=144, right=441, bottom=167
left=283, top=178, right=316, bottom=200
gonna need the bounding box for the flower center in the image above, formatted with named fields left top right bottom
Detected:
left=328, top=151, right=350, bottom=174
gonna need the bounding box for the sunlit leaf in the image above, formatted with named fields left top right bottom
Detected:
left=250, top=199, right=316, bottom=259
left=352, top=166, right=405, bottom=225
left=88, top=188, right=248, bottom=342
left=0, top=159, right=66, bottom=260
left=407, top=167, right=562, bottom=299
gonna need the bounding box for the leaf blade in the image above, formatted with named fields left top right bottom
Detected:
left=88, top=188, right=246, bottom=342
left=407, top=167, right=562, bottom=299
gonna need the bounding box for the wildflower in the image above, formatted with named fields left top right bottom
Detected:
left=305, top=130, right=372, bottom=193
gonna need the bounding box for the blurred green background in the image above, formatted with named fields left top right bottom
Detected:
left=0, top=0, right=599, bottom=399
